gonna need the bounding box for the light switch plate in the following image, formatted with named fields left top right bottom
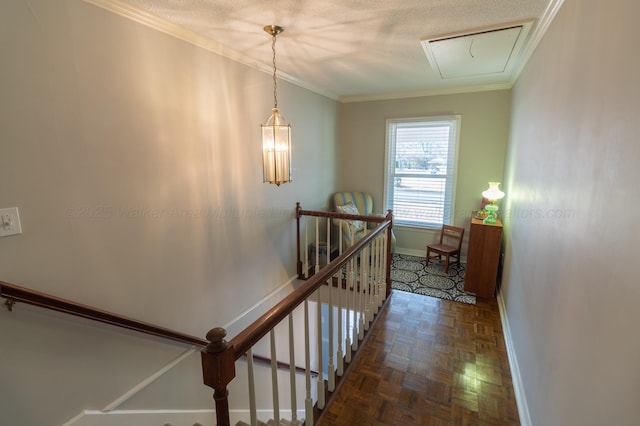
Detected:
left=0, top=207, right=22, bottom=237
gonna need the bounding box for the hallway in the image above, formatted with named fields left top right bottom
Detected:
left=318, top=290, right=520, bottom=425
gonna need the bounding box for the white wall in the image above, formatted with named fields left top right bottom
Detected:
left=0, top=0, right=338, bottom=424
left=338, top=91, right=511, bottom=254
left=502, top=1, right=640, bottom=425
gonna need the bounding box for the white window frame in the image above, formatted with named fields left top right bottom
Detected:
left=383, top=115, right=461, bottom=229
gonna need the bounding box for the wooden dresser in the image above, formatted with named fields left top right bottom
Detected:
left=464, top=212, right=503, bottom=298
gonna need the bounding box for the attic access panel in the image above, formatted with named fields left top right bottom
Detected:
left=421, top=22, right=532, bottom=79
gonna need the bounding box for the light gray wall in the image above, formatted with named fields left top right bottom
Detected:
left=502, top=0, right=640, bottom=425
left=338, top=90, right=511, bottom=253
left=0, top=0, right=338, bottom=424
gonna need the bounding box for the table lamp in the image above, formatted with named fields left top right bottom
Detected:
left=481, top=182, right=505, bottom=224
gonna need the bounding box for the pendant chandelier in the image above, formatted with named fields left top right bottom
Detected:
left=261, top=25, right=292, bottom=186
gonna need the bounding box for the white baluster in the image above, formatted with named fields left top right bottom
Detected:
left=316, top=289, right=325, bottom=409
left=326, top=218, right=335, bottom=392
left=369, top=238, right=375, bottom=317
left=315, top=217, right=320, bottom=273
left=364, top=242, right=370, bottom=327
left=270, top=330, right=280, bottom=426
left=304, top=216, right=309, bottom=279
left=304, top=299, right=313, bottom=425
left=247, top=348, right=257, bottom=426
left=372, top=237, right=378, bottom=313
left=369, top=240, right=377, bottom=319
left=378, top=232, right=387, bottom=309
left=362, top=245, right=369, bottom=332
left=345, top=256, right=353, bottom=361
left=337, top=261, right=344, bottom=377
left=380, top=236, right=384, bottom=302
left=327, top=217, right=331, bottom=267
left=383, top=233, right=389, bottom=302
left=288, top=314, right=299, bottom=426
left=351, top=254, right=358, bottom=352
left=339, top=220, right=343, bottom=256
left=373, top=238, right=378, bottom=312
left=359, top=248, right=366, bottom=340
left=327, top=281, right=335, bottom=392
left=365, top=241, right=375, bottom=320
left=371, top=237, right=380, bottom=317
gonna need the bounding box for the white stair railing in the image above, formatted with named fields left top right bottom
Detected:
left=201, top=204, right=392, bottom=426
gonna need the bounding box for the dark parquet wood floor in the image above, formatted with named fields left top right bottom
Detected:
left=318, top=290, right=520, bottom=426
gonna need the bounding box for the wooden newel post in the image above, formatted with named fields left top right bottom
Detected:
left=201, top=327, right=236, bottom=426
left=385, top=209, right=393, bottom=297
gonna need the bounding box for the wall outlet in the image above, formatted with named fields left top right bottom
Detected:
left=0, top=207, right=22, bottom=237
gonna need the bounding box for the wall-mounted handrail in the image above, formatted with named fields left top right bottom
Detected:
left=0, top=282, right=318, bottom=400
left=0, top=281, right=208, bottom=347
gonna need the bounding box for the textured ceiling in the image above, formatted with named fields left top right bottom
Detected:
left=95, top=0, right=555, bottom=101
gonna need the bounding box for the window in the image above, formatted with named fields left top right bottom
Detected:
left=384, top=116, right=460, bottom=228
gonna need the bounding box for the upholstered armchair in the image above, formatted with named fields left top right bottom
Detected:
left=331, top=191, right=396, bottom=252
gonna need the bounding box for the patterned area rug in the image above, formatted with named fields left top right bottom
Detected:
left=391, top=253, right=476, bottom=305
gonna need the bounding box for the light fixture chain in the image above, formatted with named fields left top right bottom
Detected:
left=272, top=32, right=278, bottom=109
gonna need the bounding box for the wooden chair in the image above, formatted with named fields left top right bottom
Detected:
left=426, top=225, right=465, bottom=274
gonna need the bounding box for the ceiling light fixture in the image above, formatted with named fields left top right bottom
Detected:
left=261, top=25, right=291, bottom=186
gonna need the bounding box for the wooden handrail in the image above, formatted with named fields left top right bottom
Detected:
left=228, top=216, right=391, bottom=359
left=0, top=281, right=208, bottom=347
left=297, top=205, right=387, bottom=223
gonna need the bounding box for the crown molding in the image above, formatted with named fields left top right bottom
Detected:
left=340, top=82, right=514, bottom=103
left=510, top=0, right=566, bottom=83
left=80, top=0, right=340, bottom=101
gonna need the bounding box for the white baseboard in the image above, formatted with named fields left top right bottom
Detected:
left=496, top=291, right=531, bottom=426
left=394, top=247, right=424, bottom=257
left=64, top=409, right=216, bottom=426
left=65, top=409, right=306, bottom=426
left=233, top=409, right=307, bottom=425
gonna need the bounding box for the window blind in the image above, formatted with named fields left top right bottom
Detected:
left=384, top=116, right=460, bottom=227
